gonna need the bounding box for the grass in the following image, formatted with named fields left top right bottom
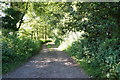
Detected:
left=2, top=39, right=52, bottom=74
left=3, top=61, right=24, bottom=74
left=2, top=43, right=43, bottom=74
left=74, top=58, right=103, bottom=78
left=64, top=49, right=103, bottom=78
left=3, top=39, right=53, bottom=74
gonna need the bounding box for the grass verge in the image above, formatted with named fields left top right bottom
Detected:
left=64, top=50, right=103, bottom=78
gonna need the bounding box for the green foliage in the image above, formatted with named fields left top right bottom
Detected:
left=46, top=2, right=120, bottom=78
left=54, top=37, right=63, bottom=47
left=1, top=2, right=120, bottom=78
left=1, top=2, right=29, bottom=31
left=65, top=37, right=120, bottom=78
left=2, top=8, right=22, bottom=31
left=2, top=29, right=43, bottom=74
left=47, top=44, right=52, bottom=48
left=41, top=39, right=52, bottom=44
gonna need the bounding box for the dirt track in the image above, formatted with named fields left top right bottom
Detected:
left=3, top=43, right=89, bottom=78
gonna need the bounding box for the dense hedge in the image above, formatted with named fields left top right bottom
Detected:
left=2, top=29, right=43, bottom=74
left=65, top=37, right=120, bottom=78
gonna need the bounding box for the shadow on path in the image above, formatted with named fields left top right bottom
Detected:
left=3, top=42, right=89, bottom=78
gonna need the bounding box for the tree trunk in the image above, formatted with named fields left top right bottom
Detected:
left=17, top=2, right=29, bottom=31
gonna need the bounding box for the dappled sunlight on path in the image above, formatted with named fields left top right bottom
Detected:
left=3, top=42, right=89, bottom=78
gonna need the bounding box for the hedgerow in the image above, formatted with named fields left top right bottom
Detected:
left=2, top=29, right=43, bottom=74
left=65, top=37, right=120, bottom=78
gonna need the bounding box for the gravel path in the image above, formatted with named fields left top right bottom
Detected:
left=3, top=43, right=89, bottom=78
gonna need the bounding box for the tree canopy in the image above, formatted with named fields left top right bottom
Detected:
left=1, top=2, right=120, bottom=78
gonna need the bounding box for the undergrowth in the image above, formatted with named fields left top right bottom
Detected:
left=64, top=37, right=120, bottom=79
left=1, top=29, right=45, bottom=74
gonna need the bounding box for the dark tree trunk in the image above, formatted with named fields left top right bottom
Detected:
left=17, top=2, right=29, bottom=31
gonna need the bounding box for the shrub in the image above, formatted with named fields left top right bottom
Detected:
left=2, top=29, right=43, bottom=74
left=65, top=37, right=120, bottom=79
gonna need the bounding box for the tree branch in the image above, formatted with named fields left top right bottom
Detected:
left=17, top=2, right=29, bottom=31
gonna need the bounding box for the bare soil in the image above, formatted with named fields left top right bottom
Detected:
left=3, top=42, right=89, bottom=78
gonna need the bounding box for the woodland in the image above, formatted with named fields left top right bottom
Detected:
left=1, top=2, right=120, bottom=78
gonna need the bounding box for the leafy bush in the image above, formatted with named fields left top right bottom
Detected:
left=54, top=37, right=63, bottom=47
left=2, top=29, right=43, bottom=74
left=65, top=37, right=120, bottom=79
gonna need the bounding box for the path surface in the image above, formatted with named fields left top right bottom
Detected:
left=3, top=43, right=89, bottom=78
